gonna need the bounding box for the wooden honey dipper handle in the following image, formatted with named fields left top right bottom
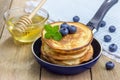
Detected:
left=28, top=0, right=46, bottom=19
left=15, top=0, right=46, bottom=32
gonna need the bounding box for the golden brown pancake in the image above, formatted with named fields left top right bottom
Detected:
left=42, top=41, right=89, bottom=54
left=81, top=45, right=94, bottom=62
left=41, top=42, right=90, bottom=60
left=41, top=45, right=93, bottom=66
left=42, top=22, right=93, bottom=53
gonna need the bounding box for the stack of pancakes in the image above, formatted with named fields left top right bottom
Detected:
left=41, top=22, right=94, bottom=66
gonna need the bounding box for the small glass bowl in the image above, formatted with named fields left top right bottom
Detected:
left=4, top=7, right=49, bottom=43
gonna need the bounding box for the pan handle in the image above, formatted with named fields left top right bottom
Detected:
left=87, top=0, right=118, bottom=33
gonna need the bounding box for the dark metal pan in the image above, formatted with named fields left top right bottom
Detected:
left=32, top=0, right=118, bottom=75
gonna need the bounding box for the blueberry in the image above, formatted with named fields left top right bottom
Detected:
left=109, top=44, right=118, bottom=52
left=59, top=28, right=69, bottom=36
left=109, top=25, right=116, bottom=33
left=99, top=21, right=106, bottom=27
left=106, top=61, right=115, bottom=70
left=104, top=35, right=111, bottom=42
left=73, top=16, right=80, bottom=22
left=68, top=25, right=77, bottom=34
left=60, top=22, right=69, bottom=29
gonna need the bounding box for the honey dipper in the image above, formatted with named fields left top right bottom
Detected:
left=15, top=0, right=46, bottom=32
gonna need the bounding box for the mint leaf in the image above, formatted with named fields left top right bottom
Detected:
left=53, top=32, right=62, bottom=41
left=52, top=25, right=59, bottom=32
left=44, top=24, right=63, bottom=41
left=45, top=33, right=51, bottom=39
left=44, top=24, right=52, bottom=32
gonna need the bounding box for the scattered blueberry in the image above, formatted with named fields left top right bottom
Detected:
left=106, top=61, right=115, bottom=70
left=68, top=25, right=77, bottom=34
left=104, top=35, right=111, bottom=42
left=73, top=16, right=80, bottom=22
left=109, top=44, right=118, bottom=52
left=99, top=21, right=106, bottom=27
left=59, top=28, right=69, bottom=36
left=60, top=22, right=69, bottom=29
left=109, top=25, right=116, bottom=33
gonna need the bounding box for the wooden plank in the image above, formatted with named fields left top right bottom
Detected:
left=0, top=0, right=40, bottom=80
left=0, top=0, right=11, bottom=38
left=41, top=67, right=91, bottom=80
left=0, top=36, right=40, bottom=80
left=92, top=55, right=120, bottom=80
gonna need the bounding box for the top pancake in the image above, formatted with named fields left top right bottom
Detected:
left=42, top=22, right=93, bottom=51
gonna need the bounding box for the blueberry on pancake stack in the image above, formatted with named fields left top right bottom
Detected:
left=41, top=22, right=93, bottom=66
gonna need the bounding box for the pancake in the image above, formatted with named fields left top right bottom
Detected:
left=42, top=55, right=82, bottom=66
left=41, top=42, right=90, bottom=60
left=81, top=45, right=94, bottom=62
left=42, top=41, right=88, bottom=54
left=42, top=22, right=93, bottom=53
left=41, top=45, right=93, bottom=66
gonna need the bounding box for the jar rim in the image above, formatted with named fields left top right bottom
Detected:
left=4, top=7, right=49, bottom=25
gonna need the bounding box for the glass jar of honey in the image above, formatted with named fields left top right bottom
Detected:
left=4, top=7, right=49, bottom=43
